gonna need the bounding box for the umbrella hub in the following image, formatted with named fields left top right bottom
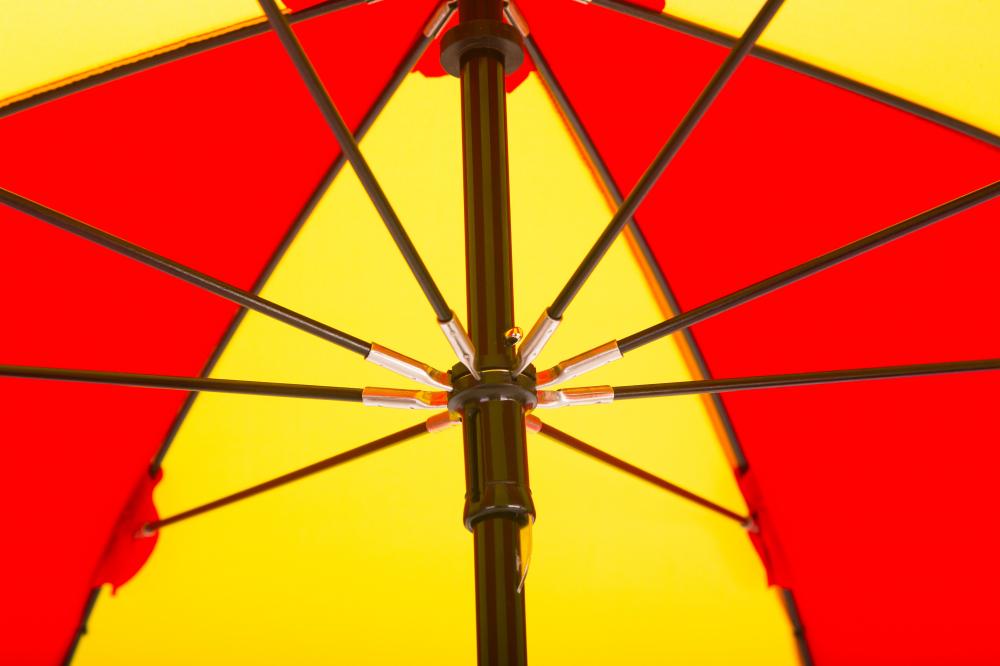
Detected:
left=451, top=362, right=537, bottom=532
left=447, top=364, right=537, bottom=412
left=439, top=19, right=524, bottom=78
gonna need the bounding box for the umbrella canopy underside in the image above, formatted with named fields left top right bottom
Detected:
left=1, top=1, right=997, bottom=664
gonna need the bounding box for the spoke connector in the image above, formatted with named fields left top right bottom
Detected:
left=361, top=338, right=620, bottom=411
left=361, top=360, right=539, bottom=411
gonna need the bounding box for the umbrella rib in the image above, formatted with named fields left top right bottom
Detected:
left=0, top=0, right=371, bottom=121
left=529, top=417, right=750, bottom=526
left=0, top=186, right=372, bottom=353
left=0, top=364, right=366, bottom=402
left=45, top=6, right=438, bottom=664
left=256, top=0, right=481, bottom=376
left=0, top=365, right=457, bottom=409
left=612, top=358, right=1000, bottom=399
left=535, top=359, right=1000, bottom=404
left=582, top=0, right=1000, bottom=150
left=616, top=180, right=1000, bottom=354
left=60, top=586, right=101, bottom=666
left=510, top=3, right=748, bottom=471
left=0, top=187, right=458, bottom=388
left=780, top=589, right=817, bottom=666
left=535, top=179, right=1000, bottom=385
left=149, top=3, right=454, bottom=475
left=514, top=0, right=786, bottom=374
left=141, top=420, right=435, bottom=534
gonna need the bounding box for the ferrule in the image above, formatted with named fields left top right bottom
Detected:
left=426, top=410, right=463, bottom=432
left=535, top=340, right=622, bottom=387
left=423, top=1, right=453, bottom=38
left=440, top=313, right=480, bottom=379
left=361, top=387, right=449, bottom=409
left=513, top=310, right=560, bottom=375
left=366, top=343, right=451, bottom=389
left=535, top=385, right=614, bottom=408
left=504, top=2, right=530, bottom=36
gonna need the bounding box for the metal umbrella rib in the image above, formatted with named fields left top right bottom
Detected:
left=60, top=588, right=101, bottom=666
left=536, top=179, right=1000, bottom=386
left=515, top=0, right=786, bottom=373
left=12, top=0, right=992, bottom=663
left=617, top=180, right=1000, bottom=354
left=0, top=187, right=372, bottom=356
left=0, top=186, right=456, bottom=389
left=780, top=589, right=815, bottom=666
left=142, top=421, right=432, bottom=534
left=510, top=3, right=748, bottom=470
left=150, top=2, right=456, bottom=475
left=0, top=365, right=365, bottom=402
left=610, top=359, right=1000, bottom=399
left=258, top=0, right=481, bottom=375
left=584, top=0, right=1000, bottom=150
left=531, top=418, right=750, bottom=526
left=257, top=0, right=451, bottom=322
left=0, top=0, right=370, bottom=121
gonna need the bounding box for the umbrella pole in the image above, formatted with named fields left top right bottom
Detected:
left=445, top=1, right=532, bottom=663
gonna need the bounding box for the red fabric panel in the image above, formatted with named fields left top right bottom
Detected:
left=520, top=1, right=1000, bottom=663
left=91, top=469, right=161, bottom=594
left=0, top=2, right=437, bottom=662
left=738, top=468, right=793, bottom=589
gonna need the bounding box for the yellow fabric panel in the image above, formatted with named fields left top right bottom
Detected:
left=0, top=0, right=274, bottom=105
left=76, top=73, right=797, bottom=664
left=662, top=0, right=1000, bottom=137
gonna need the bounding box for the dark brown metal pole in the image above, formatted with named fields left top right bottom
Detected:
left=445, top=2, right=532, bottom=663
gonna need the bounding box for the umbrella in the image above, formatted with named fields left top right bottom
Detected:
left=1, top=0, right=997, bottom=663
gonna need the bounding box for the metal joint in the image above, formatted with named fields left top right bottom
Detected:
left=513, top=310, right=560, bottom=375
left=134, top=523, right=156, bottom=539
left=423, top=1, right=453, bottom=38
left=504, top=326, right=523, bottom=346
left=464, top=487, right=534, bottom=531
left=524, top=413, right=543, bottom=432
left=426, top=410, right=463, bottom=432
left=366, top=343, right=451, bottom=389
left=362, top=387, right=449, bottom=410
left=536, top=340, right=622, bottom=388
left=448, top=368, right=537, bottom=412
left=440, top=20, right=525, bottom=77
left=440, top=313, right=480, bottom=379
left=536, top=386, right=615, bottom=408
left=504, top=3, right=530, bottom=36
